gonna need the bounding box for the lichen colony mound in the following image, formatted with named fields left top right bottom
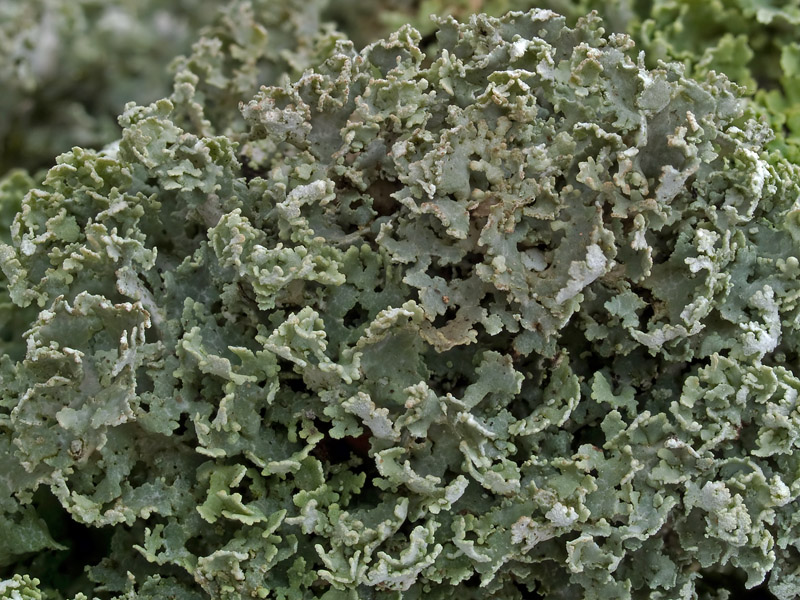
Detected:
left=2, top=7, right=800, bottom=600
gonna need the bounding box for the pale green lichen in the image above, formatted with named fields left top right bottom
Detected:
left=2, top=6, right=800, bottom=600
left=0, top=0, right=351, bottom=176
left=0, top=0, right=222, bottom=174
left=344, top=0, right=800, bottom=162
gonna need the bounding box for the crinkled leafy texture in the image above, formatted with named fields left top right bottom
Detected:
left=337, top=0, right=800, bottom=162
left=0, top=170, right=40, bottom=362
left=0, top=0, right=226, bottom=175
left=0, top=0, right=345, bottom=176
left=2, top=7, right=800, bottom=600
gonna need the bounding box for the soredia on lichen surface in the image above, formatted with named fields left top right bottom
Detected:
left=2, top=5, right=800, bottom=600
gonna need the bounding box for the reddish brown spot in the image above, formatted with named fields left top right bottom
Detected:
left=344, top=432, right=372, bottom=459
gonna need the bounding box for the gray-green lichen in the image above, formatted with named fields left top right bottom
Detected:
left=0, top=0, right=337, bottom=175
left=2, top=7, right=800, bottom=600
left=340, top=0, right=800, bottom=162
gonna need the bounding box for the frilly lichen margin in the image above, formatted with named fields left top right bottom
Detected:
left=2, top=6, right=800, bottom=600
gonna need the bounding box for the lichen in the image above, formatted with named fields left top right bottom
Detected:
left=2, top=6, right=800, bottom=600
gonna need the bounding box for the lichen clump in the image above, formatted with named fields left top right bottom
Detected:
left=2, top=6, right=800, bottom=600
